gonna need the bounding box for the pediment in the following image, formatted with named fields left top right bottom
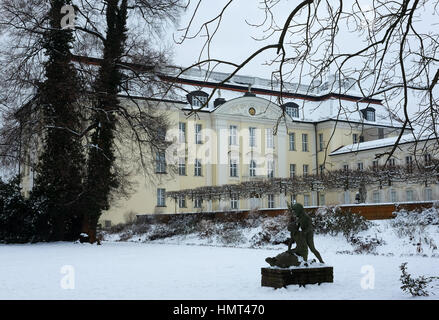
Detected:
left=213, top=96, right=282, bottom=120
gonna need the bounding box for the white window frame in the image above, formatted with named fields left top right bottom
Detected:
left=268, top=194, right=275, bottom=208
left=372, top=191, right=381, bottom=203
left=231, top=195, right=239, bottom=209
left=192, top=95, right=207, bottom=108
left=406, top=189, right=414, bottom=202
left=194, top=159, right=202, bottom=176
left=195, top=124, right=202, bottom=144
left=290, top=164, right=296, bottom=178
left=267, top=160, right=274, bottom=178
left=157, top=188, right=166, bottom=207
left=302, top=134, right=308, bottom=152
left=155, top=152, right=166, bottom=173
left=194, top=197, right=203, bottom=208
left=319, top=133, right=324, bottom=151
left=178, top=195, right=186, bottom=208
left=230, top=158, right=238, bottom=177
left=179, top=122, right=186, bottom=143
left=304, top=194, right=310, bottom=206
left=266, top=128, right=274, bottom=149
left=286, top=106, right=299, bottom=118
left=178, top=158, right=186, bottom=176
left=229, top=125, right=238, bottom=146
left=289, top=133, right=296, bottom=151
left=303, top=164, right=309, bottom=176
left=249, top=127, right=256, bottom=147
left=249, top=160, right=257, bottom=177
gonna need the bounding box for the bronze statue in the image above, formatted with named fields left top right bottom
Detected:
left=265, top=202, right=324, bottom=268
left=291, top=203, right=324, bottom=263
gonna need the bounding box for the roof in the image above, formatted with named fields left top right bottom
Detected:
left=329, top=134, right=435, bottom=156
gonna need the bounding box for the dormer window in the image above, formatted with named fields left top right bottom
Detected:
left=361, top=107, right=376, bottom=122
left=187, top=90, right=208, bottom=108
left=282, top=102, right=300, bottom=119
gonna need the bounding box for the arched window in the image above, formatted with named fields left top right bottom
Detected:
left=361, top=107, right=376, bottom=121
left=282, top=102, right=300, bottom=118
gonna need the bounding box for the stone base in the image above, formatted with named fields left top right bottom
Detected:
left=261, top=266, right=333, bottom=288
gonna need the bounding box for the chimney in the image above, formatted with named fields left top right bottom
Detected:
left=244, top=84, right=256, bottom=97
left=214, top=89, right=226, bottom=108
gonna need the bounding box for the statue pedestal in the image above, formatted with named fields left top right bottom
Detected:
left=261, top=266, right=333, bottom=288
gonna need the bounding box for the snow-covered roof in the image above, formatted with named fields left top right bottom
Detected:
left=329, top=134, right=433, bottom=156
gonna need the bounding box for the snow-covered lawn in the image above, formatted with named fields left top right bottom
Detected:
left=1, top=238, right=438, bottom=299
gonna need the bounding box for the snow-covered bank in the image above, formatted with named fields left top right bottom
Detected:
left=0, top=241, right=438, bottom=300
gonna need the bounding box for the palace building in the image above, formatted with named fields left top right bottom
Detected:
left=19, top=67, right=439, bottom=226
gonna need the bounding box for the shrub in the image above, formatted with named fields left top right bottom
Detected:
left=399, top=262, right=438, bottom=297
left=312, top=206, right=371, bottom=239
left=349, top=235, right=384, bottom=254
left=0, top=177, right=37, bottom=243
left=250, top=213, right=290, bottom=247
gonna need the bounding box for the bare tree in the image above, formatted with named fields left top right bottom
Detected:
left=174, top=0, right=439, bottom=166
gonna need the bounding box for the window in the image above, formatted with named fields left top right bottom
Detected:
left=268, top=194, right=274, bottom=208
left=372, top=160, right=379, bottom=171
left=104, top=220, right=112, bottom=228
left=178, top=196, right=186, bottom=208
left=359, top=135, right=365, bottom=143
left=179, top=122, right=186, bottom=143
left=353, top=133, right=358, bottom=144
left=230, top=159, right=238, bottom=177
left=304, top=194, right=310, bottom=206
left=231, top=195, right=239, bottom=209
left=291, top=194, right=297, bottom=204
left=319, top=165, right=325, bottom=175
left=390, top=189, right=398, bottom=203
left=357, top=162, right=364, bottom=171
left=290, top=164, right=296, bottom=178
left=229, top=125, right=238, bottom=146
left=178, top=158, right=186, bottom=176
left=406, top=156, right=413, bottom=173
left=286, top=105, right=299, bottom=118
left=388, top=158, right=396, bottom=167
left=424, top=153, right=432, bottom=165
left=289, top=133, right=296, bottom=151
left=192, top=95, right=207, bottom=107
left=362, top=108, right=376, bottom=121
left=344, top=191, right=350, bottom=204
left=195, top=124, right=202, bottom=144
left=406, top=189, right=414, bottom=202
left=425, top=188, right=433, bottom=201
left=249, top=160, right=257, bottom=177
left=343, top=164, right=349, bottom=171
left=378, top=128, right=384, bottom=139
left=319, top=133, right=324, bottom=152
left=194, top=197, right=203, bottom=208
left=249, top=127, right=256, bottom=147
left=194, top=159, right=202, bottom=176
left=319, top=194, right=325, bottom=206
left=155, top=152, right=166, bottom=173
left=266, top=128, right=274, bottom=149
left=157, top=188, right=166, bottom=207
left=372, top=191, right=381, bottom=203
left=267, top=160, right=274, bottom=178
left=303, top=164, right=309, bottom=176
left=302, top=134, right=308, bottom=152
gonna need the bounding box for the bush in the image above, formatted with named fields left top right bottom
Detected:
left=312, top=206, right=371, bottom=239
left=250, top=213, right=290, bottom=247
left=0, top=177, right=37, bottom=243
left=399, top=262, right=438, bottom=297
left=348, top=235, right=384, bottom=254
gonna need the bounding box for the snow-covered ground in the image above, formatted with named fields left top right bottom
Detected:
left=1, top=220, right=438, bottom=300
